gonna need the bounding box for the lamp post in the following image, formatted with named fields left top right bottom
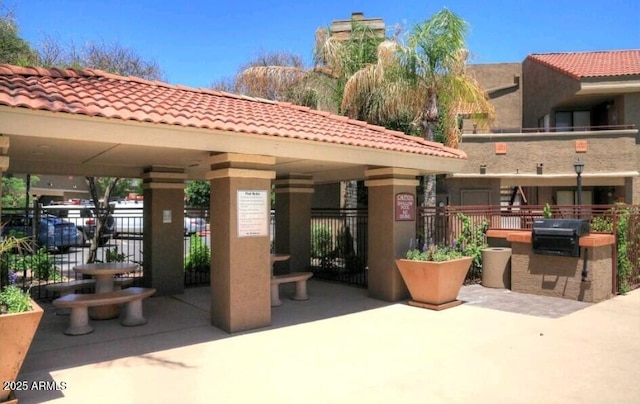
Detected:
left=573, top=159, right=584, bottom=211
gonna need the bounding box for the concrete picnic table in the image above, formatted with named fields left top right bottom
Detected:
left=270, top=253, right=290, bottom=275
left=73, top=262, right=139, bottom=320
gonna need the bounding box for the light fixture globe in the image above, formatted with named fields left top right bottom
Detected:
left=573, top=159, right=584, bottom=175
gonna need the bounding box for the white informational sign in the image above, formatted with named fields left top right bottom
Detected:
left=237, top=190, right=269, bottom=237
left=162, top=210, right=172, bottom=224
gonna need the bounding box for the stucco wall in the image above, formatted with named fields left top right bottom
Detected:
left=446, top=177, right=501, bottom=206
left=522, top=59, right=582, bottom=128
left=467, top=63, right=522, bottom=130
left=511, top=242, right=613, bottom=303
left=457, top=130, right=638, bottom=176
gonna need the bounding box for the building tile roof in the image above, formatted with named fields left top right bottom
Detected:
left=0, top=64, right=465, bottom=160
left=527, top=50, right=640, bottom=79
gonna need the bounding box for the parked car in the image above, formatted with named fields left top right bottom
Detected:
left=111, top=200, right=143, bottom=238
left=1, top=213, right=83, bottom=253
left=184, top=216, right=207, bottom=235
left=42, top=204, right=115, bottom=246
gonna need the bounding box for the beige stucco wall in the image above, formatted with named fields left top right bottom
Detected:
left=511, top=242, right=613, bottom=303
left=522, top=59, right=582, bottom=128
left=446, top=177, right=501, bottom=206
left=457, top=130, right=638, bottom=176
left=467, top=63, right=522, bottom=130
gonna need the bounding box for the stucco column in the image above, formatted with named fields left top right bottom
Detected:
left=0, top=137, right=8, bottom=285
left=365, top=168, right=419, bottom=301
left=208, top=153, right=275, bottom=333
left=142, top=167, right=186, bottom=296
left=624, top=177, right=640, bottom=205
left=273, top=176, right=313, bottom=274
left=0, top=136, right=8, bottom=214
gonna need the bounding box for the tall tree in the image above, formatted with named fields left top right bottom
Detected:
left=35, top=36, right=164, bottom=80
left=1, top=7, right=164, bottom=261
left=31, top=37, right=164, bottom=261
left=342, top=8, right=494, bottom=212
left=0, top=5, right=37, bottom=65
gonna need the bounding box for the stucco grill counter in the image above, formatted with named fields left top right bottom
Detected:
left=486, top=229, right=616, bottom=303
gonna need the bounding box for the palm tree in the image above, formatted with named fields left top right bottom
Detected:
left=342, top=8, right=494, bottom=210
left=236, top=19, right=386, bottom=208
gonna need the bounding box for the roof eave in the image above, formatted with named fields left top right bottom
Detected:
left=577, top=80, right=640, bottom=95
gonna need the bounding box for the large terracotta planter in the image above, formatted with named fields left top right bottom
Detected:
left=0, top=299, right=43, bottom=403
left=395, top=257, right=472, bottom=310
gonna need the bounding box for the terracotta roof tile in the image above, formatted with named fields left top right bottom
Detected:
left=0, top=63, right=466, bottom=160
left=527, top=50, right=640, bottom=79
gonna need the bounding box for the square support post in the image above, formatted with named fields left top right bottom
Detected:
left=365, top=168, right=419, bottom=301
left=273, top=176, right=314, bottom=274
left=208, top=154, right=276, bottom=333
left=142, top=167, right=187, bottom=296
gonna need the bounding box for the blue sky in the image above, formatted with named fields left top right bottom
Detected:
left=12, top=0, right=640, bottom=89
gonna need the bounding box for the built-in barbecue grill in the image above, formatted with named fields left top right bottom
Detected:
left=532, top=219, right=590, bottom=257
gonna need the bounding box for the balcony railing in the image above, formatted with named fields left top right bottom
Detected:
left=462, top=124, right=636, bottom=134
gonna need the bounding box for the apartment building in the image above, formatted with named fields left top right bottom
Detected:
left=447, top=49, right=640, bottom=207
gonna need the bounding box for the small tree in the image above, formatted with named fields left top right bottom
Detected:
left=1, top=176, right=38, bottom=208
left=85, top=177, right=119, bottom=263
left=185, top=181, right=210, bottom=208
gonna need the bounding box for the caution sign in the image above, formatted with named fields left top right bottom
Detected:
left=395, top=192, right=415, bottom=221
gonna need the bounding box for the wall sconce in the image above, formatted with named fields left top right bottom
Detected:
left=536, top=163, right=544, bottom=175
left=480, top=164, right=486, bottom=174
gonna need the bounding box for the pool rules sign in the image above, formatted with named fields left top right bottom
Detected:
left=395, top=192, right=415, bottom=221
left=237, top=190, right=269, bottom=237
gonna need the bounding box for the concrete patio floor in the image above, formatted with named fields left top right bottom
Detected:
left=15, top=280, right=640, bottom=403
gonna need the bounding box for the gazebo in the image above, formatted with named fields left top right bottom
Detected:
left=0, top=64, right=467, bottom=332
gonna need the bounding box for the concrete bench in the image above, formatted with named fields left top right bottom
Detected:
left=46, top=279, right=98, bottom=315
left=270, top=272, right=313, bottom=307
left=46, top=278, right=134, bottom=315
left=113, top=277, right=134, bottom=290
left=52, top=287, right=156, bottom=335
left=46, top=279, right=97, bottom=296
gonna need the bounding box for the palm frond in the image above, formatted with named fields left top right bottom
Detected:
left=236, top=66, right=308, bottom=100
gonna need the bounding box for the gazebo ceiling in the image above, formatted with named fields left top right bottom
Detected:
left=0, top=64, right=467, bottom=182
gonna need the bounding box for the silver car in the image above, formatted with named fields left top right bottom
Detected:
left=184, top=217, right=207, bottom=235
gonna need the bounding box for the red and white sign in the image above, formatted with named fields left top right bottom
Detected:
left=395, top=193, right=415, bottom=221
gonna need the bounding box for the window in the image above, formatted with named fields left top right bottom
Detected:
left=554, top=111, right=590, bottom=131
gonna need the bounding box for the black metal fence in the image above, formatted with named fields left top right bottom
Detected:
left=309, top=209, right=368, bottom=287
left=5, top=203, right=637, bottom=299
left=415, top=206, right=488, bottom=284
left=0, top=206, right=212, bottom=298
left=184, top=207, right=210, bottom=286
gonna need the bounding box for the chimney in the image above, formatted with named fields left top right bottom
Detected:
left=351, top=12, right=364, bottom=20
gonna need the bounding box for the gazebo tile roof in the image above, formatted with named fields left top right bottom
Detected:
left=0, top=64, right=466, bottom=160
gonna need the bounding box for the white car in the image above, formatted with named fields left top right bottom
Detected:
left=184, top=217, right=207, bottom=235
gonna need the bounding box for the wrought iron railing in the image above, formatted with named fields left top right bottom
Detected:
left=4, top=203, right=636, bottom=298
left=309, top=209, right=368, bottom=287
